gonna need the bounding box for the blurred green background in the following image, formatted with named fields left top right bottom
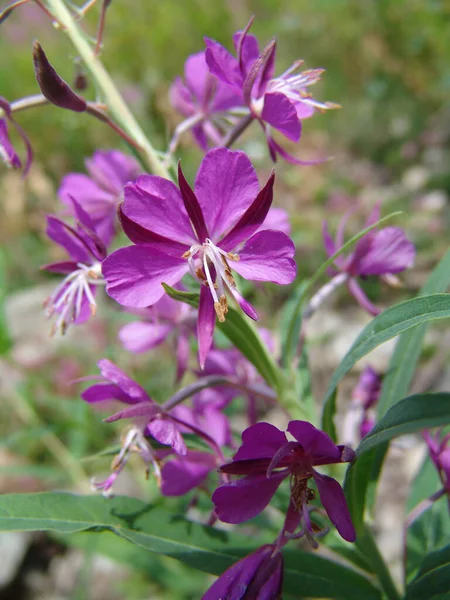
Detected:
left=0, top=0, right=449, bottom=598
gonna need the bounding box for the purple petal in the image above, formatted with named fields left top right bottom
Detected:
left=177, top=162, right=209, bottom=241
left=219, top=171, right=275, bottom=251
left=234, top=422, right=287, bottom=461
left=123, top=175, right=196, bottom=248
left=229, top=287, right=259, bottom=320
left=169, top=76, right=195, bottom=116
left=347, top=279, right=380, bottom=316
left=103, top=246, right=189, bottom=308
left=175, top=332, right=190, bottom=382
left=258, top=207, right=291, bottom=235
left=233, top=29, right=260, bottom=75
left=231, top=230, right=296, bottom=284
left=194, top=148, right=260, bottom=240
left=0, top=118, right=21, bottom=168
left=200, top=406, right=231, bottom=447
left=261, top=92, right=301, bottom=142
left=212, top=472, right=286, bottom=523
left=183, top=51, right=214, bottom=109
left=356, top=227, right=416, bottom=276
left=81, top=383, right=134, bottom=404
left=105, top=401, right=159, bottom=422
left=42, top=260, right=79, bottom=274
left=287, top=421, right=342, bottom=463
left=119, top=322, right=172, bottom=354
left=46, top=215, right=91, bottom=264
left=98, top=358, right=149, bottom=401
left=313, top=471, right=356, bottom=542
left=265, top=134, right=326, bottom=166
left=204, top=38, right=242, bottom=90
left=322, top=220, right=337, bottom=258
left=161, top=451, right=216, bottom=496
left=197, top=285, right=216, bottom=369
left=85, top=150, right=141, bottom=195
left=148, top=417, right=186, bottom=455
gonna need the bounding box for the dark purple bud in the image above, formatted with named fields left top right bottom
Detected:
left=32, top=41, right=87, bottom=112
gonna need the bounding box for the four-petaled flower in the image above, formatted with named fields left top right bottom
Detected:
left=43, top=199, right=107, bottom=335
left=213, top=421, right=356, bottom=542
left=322, top=204, right=416, bottom=315
left=59, top=149, right=141, bottom=245
left=204, top=19, right=337, bottom=163
left=169, top=51, right=245, bottom=153
left=103, top=147, right=296, bottom=367
left=202, top=543, right=284, bottom=600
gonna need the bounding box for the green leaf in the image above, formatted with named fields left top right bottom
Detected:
left=0, top=250, right=12, bottom=355
left=344, top=449, right=379, bottom=535
left=406, top=545, right=450, bottom=600
left=321, top=293, right=450, bottom=437
left=357, top=393, right=450, bottom=456
left=377, top=248, right=450, bottom=417
left=163, top=282, right=281, bottom=390
left=0, top=492, right=382, bottom=599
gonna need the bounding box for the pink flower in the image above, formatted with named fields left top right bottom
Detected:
left=103, top=148, right=296, bottom=367
left=213, top=421, right=356, bottom=542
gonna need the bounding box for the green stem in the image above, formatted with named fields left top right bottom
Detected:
left=45, top=0, right=171, bottom=179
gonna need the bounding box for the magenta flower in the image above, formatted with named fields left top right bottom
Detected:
left=424, top=430, right=450, bottom=498
left=213, top=421, right=356, bottom=542
left=169, top=51, right=245, bottom=152
left=82, top=359, right=187, bottom=455
left=103, top=148, right=296, bottom=367
left=119, top=291, right=195, bottom=382
left=202, top=544, right=283, bottom=600
left=42, top=199, right=106, bottom=334
left=59, top=149, right=141, bottom=245
left=0, top=97, right=33, bottom=174
left=204, top=20, right=337, bottom=163
left=342, top=366, right=382, bottom=444
left=322, top=204, right=416, bottom=315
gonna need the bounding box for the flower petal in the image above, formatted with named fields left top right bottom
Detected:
left=161, top=451, right=215, bottom=496
left=212, top=472, right=285, bottom=523
left=123, top=175, right=196, bottom=248
left=98, top=358, right=149, bottom=401
left=234, top=422, right=288, bottom=461
left=194, top=148, right=260, bottom=240
left=313, top=471, right=356, bottom=542
left=85, top=150, right=140, bottom=195
left=119, top=322, right=172, bottom=354
left=81, top=383, right=134, bottom=404
left=347, top=279, right=380, bottom=316
left=258, top=207, right=290, bottom=235
left=148, top=418, right=186, bottom=455
left=261, top=92, right=301, bottom=142
left=197, top=285, right=216, bottom=369
left=204, top=38, right=242, bottom=89
left=356, top=227, right=416, bottom=276
left=219, top=171, right=275, bottom=251
left=178, top=162, right=209, bottom=241
left=175, top=332, right=190, bottom=382
left=46, top=215, right=91, bottom=264
left=103, top=246, right=189, bottom=308
left=231, top=230, right=296, bottom=284
left=287, top=421, right=342, bottom=463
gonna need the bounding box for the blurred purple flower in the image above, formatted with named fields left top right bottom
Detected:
left=202, top=543, right=283, bottom=600
left=0, top=97, right=33, bottom=174
left=213, top=421, right=356, bottom=542
left=204, top=20, right=337, bottom=163
left=424, top=429, right=450, bottom=496
left=169, top=51, right=245, bottom=152
left=103, top=148, right=296, bottom=367
left=119, top=291, right=196, bottom=382
left=42, top=199, right=107, bottom=334
left=322, top=204, right=416, bottom=315
left=342, top=366, right=382, bottom=445
left=59, top=149, right=141, bottom=245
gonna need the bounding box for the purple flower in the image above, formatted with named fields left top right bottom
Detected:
left=202, top=544, right=283, bottom=600
left=0, top=97, right=33, bottom=174
left=169, top=51, right=245, bottom=152
left=204, top=20, right=337, bottom=163
left=119, top=291, right=195, bottom=382
left=103, top=148, right=296, bottom=367
left=342, top=366, right=382, bottom=444
left=42, top=199, right=107, bottom=334
left=213, top=421, right=356, bottom=542
left=82, top=358, right=192, bottom=455
left=58, top=149, right=141, bottom=245
left=424, top=429, right=450, bottom=495
left=322, top=204, right=416, bottom=315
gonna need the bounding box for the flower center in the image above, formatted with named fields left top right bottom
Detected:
left=182, top=239, right=239, bottom=322
left=45, top=261, right=103, bottom=335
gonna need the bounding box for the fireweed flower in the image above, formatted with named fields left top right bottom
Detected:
left=103, top=148, right=296, bottom=366
left=0, top=97, right=33, bottom=174
left=342, top=366, right=382, bottom=445
left=424, top=430, right=450, bottom=502
left=202, top=543, right=284, bottom=600
left=119, top=290, right=196, bottom=382
left=213, top=421, right=356, bottom=543
left=42, top=200, right=107, bottom=335
left=59, top=149, right=141, bottom=245
left=169, top=50, right=245, bottom=154
left=204, top=20, right=337, bottom=163
left=322, top=204, right=416, bottom=315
